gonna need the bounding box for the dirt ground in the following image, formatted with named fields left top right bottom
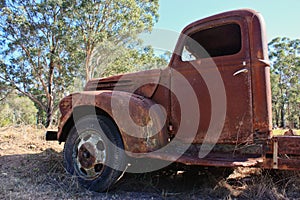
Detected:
left=0, top=126, right=300, bottom=200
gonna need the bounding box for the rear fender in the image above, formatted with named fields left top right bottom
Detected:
left=58, top=91, right=168, bottom=153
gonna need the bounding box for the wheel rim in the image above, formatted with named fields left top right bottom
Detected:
left=73, top=130, right=107, bottom=179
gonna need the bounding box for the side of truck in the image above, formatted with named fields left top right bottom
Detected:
left=46, top=9, right=300, bottom=192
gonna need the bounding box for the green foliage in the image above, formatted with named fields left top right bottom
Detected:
left=269, top=37, right=300, bottom=128
left=0, top=0, right=161, bottom=126
left=0, top=0, right=82, bottom=127
left=90, top=43, right=169, bottom=78
left=0, top=92, right=38, bottom=126
left=66, top=0, right=160, bottom=81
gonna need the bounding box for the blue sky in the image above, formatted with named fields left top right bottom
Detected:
left=154, top=0, right=300, bottom=41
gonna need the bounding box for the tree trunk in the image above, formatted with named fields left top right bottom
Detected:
left=46, top=47, right=55, bottom=128
left=46, top=95, right=53, bottom=128
left=280, top=105, right=285, bottom=128
left=85, top=42, right=93, bottom=82
left=275, top=108, right=279, bottom=128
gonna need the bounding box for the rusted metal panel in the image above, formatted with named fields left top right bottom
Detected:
left=249, top=11, right=273, bottom=136
left=128, top=150, right=263, bottom=168
left=263, top=136, right=300, bottom=170
left=264, top=158, right=300, bottom=171
left=265, top=136, right=300, bottom=156
left=170, top=11, right=255, bottom=145
left=85, top=69, right=162, bottom=98
left=57, top=91, right=169, bottom=153
left=276, top=136, right=300, bottom=155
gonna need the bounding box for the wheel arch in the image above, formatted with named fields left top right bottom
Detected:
left=58, top=91, right=169, bottom=153
left=58, top=105, right=116, bottom=143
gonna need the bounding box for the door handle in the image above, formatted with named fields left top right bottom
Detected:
left=233, top=68, right=248, bottom=76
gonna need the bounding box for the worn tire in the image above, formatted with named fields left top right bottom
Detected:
left=63, top=115, right=126, bottom=192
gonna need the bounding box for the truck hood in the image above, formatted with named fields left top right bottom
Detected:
left=84, top=69, right=162, bottom=98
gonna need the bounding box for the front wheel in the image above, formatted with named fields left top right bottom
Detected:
left=63, top=115, right=126, bottom=192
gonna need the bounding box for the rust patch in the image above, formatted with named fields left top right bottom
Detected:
left=78, top=143, right=96, bottom=169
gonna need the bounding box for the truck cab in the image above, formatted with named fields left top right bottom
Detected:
left=46, top=9, right=300, bottom=192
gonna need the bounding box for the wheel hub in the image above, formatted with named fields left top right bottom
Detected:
left=78, top=142, right=96, bottom=169
left=74, top=131, right=107, bottom=178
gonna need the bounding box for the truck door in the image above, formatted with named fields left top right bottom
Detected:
left=170, top=15, right=253, bottom=145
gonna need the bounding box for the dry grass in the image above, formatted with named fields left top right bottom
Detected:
left=0, top=126, right=94, bottom=199
left=241, top=171, right=300, bottom=199
left=272, top=128, right=299, bottom=136
left=0, top=126, right=300, bottom=199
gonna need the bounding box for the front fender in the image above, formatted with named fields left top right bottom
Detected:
left=58, top=90, right=168, bottom=153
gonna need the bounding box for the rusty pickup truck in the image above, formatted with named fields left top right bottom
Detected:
left=46, top=9, right=300, bottom=192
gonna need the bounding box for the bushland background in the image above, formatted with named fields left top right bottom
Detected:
left=0, top=0, right=300, bottom=199
left=0, top=1, right=299, bottom=129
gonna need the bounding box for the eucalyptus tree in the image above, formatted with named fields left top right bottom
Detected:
left=0, top=0, right=160, bottom=127
left=67, top=0, right=159, bottom=81
left=0, top=0, right=81, bottom=127
left=269, top=37, right=300, bottom=128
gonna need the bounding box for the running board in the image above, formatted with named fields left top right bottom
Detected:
left=127, top=152, right=263, bottom=168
